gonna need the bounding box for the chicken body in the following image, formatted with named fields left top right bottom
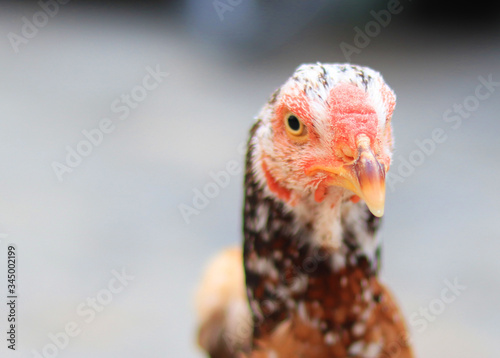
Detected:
left=196, top=63, right=414, bottom=358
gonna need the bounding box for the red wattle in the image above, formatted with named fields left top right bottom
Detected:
left=314, top=185, right=328, bottom=203
left=350, top=195, right=361, bottom=203
left=262, top=160, right=291, bottom=203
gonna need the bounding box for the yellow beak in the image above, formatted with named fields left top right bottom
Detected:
left=353, top=143, right=386, bottom=217
left=307, top=136, right=386, bottom=217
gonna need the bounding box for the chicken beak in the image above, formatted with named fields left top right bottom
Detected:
left=306, top=136, right=386, bottom=217
left=353, top=141, right=386, bottom=217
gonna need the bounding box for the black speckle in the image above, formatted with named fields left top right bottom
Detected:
left=318, top=65, right=328, bottom=87
left=245, top=269, right=261, bottom=289
left=357, top=70, right=369, bottom=91
left=269, top=88, right=281, bottom=105
left=366, top=212, right=381, bottom=234
left=342, top=226, right=359, bottom=251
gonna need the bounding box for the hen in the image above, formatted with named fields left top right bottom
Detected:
left=195, top=63, right=414, bottom=358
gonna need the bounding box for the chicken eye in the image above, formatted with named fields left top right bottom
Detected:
left=288, top=115, right=300, bottom=131
left=285, top=114, right=306, bottom=138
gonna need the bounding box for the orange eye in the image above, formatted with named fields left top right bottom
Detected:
left=284, top=114, right=308, bottom=141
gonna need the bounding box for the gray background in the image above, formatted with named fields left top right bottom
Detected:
left=1, top=1, right=499, bottom=357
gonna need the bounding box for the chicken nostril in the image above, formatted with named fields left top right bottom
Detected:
left=339, top=144, right=356, bottom=163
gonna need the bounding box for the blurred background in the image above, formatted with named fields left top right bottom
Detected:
left=1, top=0, right=500, bottom=357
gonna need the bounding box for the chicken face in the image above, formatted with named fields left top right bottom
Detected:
left=255, top=63, right=395, bottom=217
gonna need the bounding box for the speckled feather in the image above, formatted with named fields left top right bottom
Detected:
left=196, top=63, right=413, bottom=358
